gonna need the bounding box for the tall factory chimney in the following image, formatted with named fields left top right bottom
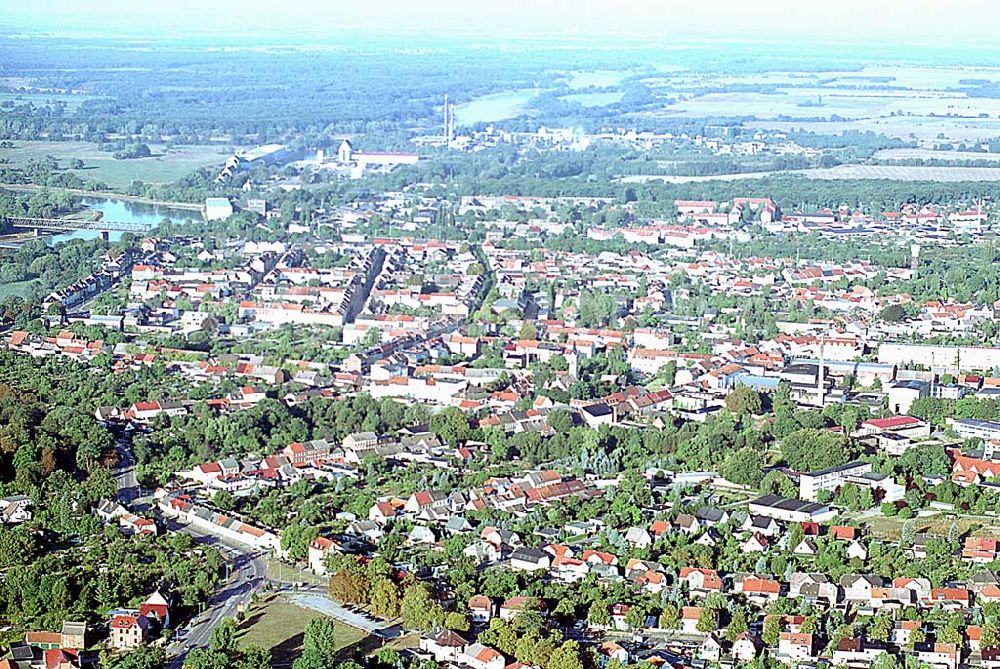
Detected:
left=443, top=94, right=454, bottom=148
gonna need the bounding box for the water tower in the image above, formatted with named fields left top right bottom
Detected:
left=910, top=244, right=921, bottom=277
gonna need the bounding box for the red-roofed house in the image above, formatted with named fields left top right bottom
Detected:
left=963, top=537, right=999, bottom=563
left=679, top=567, right=723, bottom=593
left=109, top=614, right=149, bottom=649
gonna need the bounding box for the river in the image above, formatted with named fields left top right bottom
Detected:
left=49, top=197, right=202, bottom=244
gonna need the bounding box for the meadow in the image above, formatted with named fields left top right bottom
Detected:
left=0, top=140, right=232, bottom=188
left=236, top=595, right=368, bottom=659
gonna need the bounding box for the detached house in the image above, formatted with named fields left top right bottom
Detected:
left=777, top=633, right=815, bottom=662
left=420, top=629, right=468, bottom=663
left=841, top=574, right=882, bottom=602
left=462, top=643, right=505, bottom=669
left=731, top=633, right=762, bottom=662
left=405, top=490, right=447, bottom=513
left=737, top=576, right=781, bottom=603
left=109, top=614, right=149, bottom=650
left=499, top=596, right=544, bottom=621
left=680, top=606, right=715, bottom=635
left=510, top=547, right=551, bottom=572
left=915, top=643, right=959, bottom=669
left=468, top=595, right=495, bottom=623
left=679, top=567, right=723, bottom=594
left=831, top=638, right=885, bottom=666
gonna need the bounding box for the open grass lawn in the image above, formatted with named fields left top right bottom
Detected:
left=0, top=140, right=231, bottom=188
left=0, top=279, right=41, bottom=301
left=264, top=557, right=328, bottom=587
left=236, top=595, right=368, bottom=662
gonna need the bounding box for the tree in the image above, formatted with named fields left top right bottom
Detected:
left=872, top=652, right=899, bottom=669
left=781, top=428, right=857, bottom=471
left=900, top=519, right=916, bottom=547
left=726, top=386, right=763, bottom=416
left=588, top=599, right=610, bottom=626
left=879, top=304, right=907, bottom=323
left=430, top=407, right=471, bottom=445
left=400, top=583, right=444, bottom=631
left=981, top=621, right=1000, bottom=649
left=547, top=408, right=573, bottom=433
left=625, top=603, right=647, bottom=630
left=869, top=615, right=892, bottom=643
left=548, top=640, right=584, bottom=669
left=281, top=523, right=319, bottom=561
left=800, top=616, right=818, bottom=635
left=374, top=648, right=402, bottom=669
left=762, top=616, right=780, bottom=646
left=898, top=443, right=951, bottom=477
left=512, top=598, right=545, bottom=633
left=213, top=490, right=235, bottom=510
left=721, top=447, right=764, bottom=487
left=759, top=470, right=797, bottom=497
left=0, top=526, right=36, bottom=568
left=519, top=321, right=538, bottom=340
left=370, top=576, right=402, bottom=619
left=303, top=617, right=338, bottom=663
left=445, top=611, right=470, bottom=632
left=209, top=617, right=237, bottom=654
left=727, top=607, right=748, bottom=642
left=240, top=647, right=272, bottom=669
left=939, top=624, right=963, bottom=645
left=659, top=603, right=679, bottom=630
left=696, top=608, right=717, bottom=633
left=479, top=618, right=518, bottom=655
left=100, top=646, right=166, bottom=669
left=787, top=523, right=805, bottom=553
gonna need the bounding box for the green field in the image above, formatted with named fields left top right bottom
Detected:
left=0, top=92, right=106, bottom=112
left=0, top=140, right=231, bottom=188
left=236, top=595, right=368, bottom=660
left=0, top=279, right=40, bottom=301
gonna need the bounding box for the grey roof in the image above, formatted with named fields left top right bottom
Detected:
left=61, top=621, right=87, bottom=635
left=695, top=506, right=726, bottom=523
left=511, top=547, right=548, bottom=563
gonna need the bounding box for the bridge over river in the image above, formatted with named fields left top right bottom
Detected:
left=2, top=215, right=154, bottom=240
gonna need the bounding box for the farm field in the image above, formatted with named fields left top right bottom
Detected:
left=872, top=148, right=1000, bottom=161
left=865, top=513, right=1000, bottom=542
left=619, top=164, right=1000, bottom=183
left=633, top=64, right=1000, bottom=142
left=0, top=140, right=231, bottom=188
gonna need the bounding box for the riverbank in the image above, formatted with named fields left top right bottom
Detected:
left=0, top=183, right=204, bottom=211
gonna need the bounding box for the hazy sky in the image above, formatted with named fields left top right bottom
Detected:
left=5, top=0, right=1000, bottom=44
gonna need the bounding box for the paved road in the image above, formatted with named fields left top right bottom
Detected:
left=164, top=521, right=269, bottom=669
left=114, top=439, right=142, bottom=505
left=160, top=519, right=386, bottom=667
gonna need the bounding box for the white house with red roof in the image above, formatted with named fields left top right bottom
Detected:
left=109, top=614, right=149, bottom=650
left=404, top=490, right=448, bottom=514
left=462, top=644, right=505, bottom=669
left=468, top=595, right=495, bottom=623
